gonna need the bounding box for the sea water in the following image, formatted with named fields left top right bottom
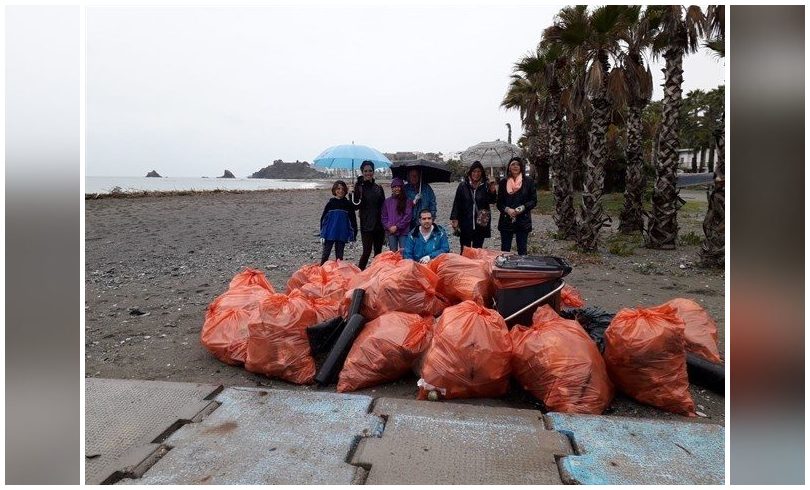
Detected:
left=85, top=176, right=327, bottom=194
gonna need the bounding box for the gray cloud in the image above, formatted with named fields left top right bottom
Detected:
left=87, top=6, right=725, bottom=177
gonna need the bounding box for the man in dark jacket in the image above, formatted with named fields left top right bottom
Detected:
left=350, top=160, right=386, bottom=270
left=450, top=161, right=498, bottom=253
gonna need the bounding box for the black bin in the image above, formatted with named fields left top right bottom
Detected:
left=492, top=255, right=571, bottom=327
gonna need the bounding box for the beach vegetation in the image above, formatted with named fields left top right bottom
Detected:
left=698, top=5, right=725, bottom=268
left=504, top=5, right=723, bottom=263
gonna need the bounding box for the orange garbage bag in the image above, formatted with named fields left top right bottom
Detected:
left=349, top=259, right=442, bottom=320
left=417, top=301, right=512, bottom=399
left=245, top=293, right=318, bottom=384
left=285, top=264, right=323, bottom=292
left=429, top=253, right=493, bottom=306
left=461, top=246, right=504, bottom=266
left=228, top=267, right=276, bottom=292
left=321, top=259, right=361, bottom=284
left=603, top=304, right=696, bottom=416
left=337, top=312, right=432, bottom=392
left=287, top=260, right=360, bottom=304
left=663, top=298, right=722, bottom=363
left=561, top=284, right=585, bottom=308
left=201, top=284, right=272, bottom=365
left=347, top=251, right=403, bottom=289
left=511, top=305, right=613, bottom=414
left=295, top=289, right=342, bottom=323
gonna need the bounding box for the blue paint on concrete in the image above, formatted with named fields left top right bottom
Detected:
left=547, top=412, right=725, bottom=485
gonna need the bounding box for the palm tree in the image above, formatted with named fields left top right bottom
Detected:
left=617, top=6, right=656, bottom=234
left=501, top=51, right=550, bottom=187
left=544, top=5, right=629, bottom=251
left=699, top=5, right=724, bottom=267
left=644, top=5, right=706, bottom=249
left=515, top=41, right=579, bottom=239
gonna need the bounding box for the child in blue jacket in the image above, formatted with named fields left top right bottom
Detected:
left=319, top=180, right=357, bottom=265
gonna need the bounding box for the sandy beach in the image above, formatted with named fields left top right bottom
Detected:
left=85, top=182, right=725, bottom=423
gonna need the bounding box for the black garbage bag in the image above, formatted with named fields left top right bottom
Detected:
left=560, top=307, right=614, bottom=353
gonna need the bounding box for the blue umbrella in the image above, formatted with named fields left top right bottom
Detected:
left=313, top=144, right=392, bottom=174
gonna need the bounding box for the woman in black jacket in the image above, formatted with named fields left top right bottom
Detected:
left=450, top=161, right=497, bottom=253
left=350, top=160, right=386, bottom=270
left=497, top=156, right=536, bottom=255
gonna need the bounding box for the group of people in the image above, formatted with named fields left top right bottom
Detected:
left=319, top=157, right=536, bottom=268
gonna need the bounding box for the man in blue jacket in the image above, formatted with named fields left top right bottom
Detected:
left=403, top=209, right=450, bottom=264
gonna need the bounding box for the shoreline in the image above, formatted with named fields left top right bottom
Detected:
left=84, top=178, right=398, bottom=199
left=84, top=185, right=332, bottom=200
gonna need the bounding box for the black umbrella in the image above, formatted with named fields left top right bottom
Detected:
left=390, top=159, right=451, bottom=184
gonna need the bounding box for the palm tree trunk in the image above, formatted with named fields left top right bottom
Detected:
left=524, top=122, right=540, bottom=181
left=548, top=91, right=573, bottom=238
left=646, top=48, right=683, bottom=249
left=700, top=112, right=725, bottom=266
left=534, top=122, right=551, bottom=190
left=558, top=127, right=579, bottom=239
left=577, top=92, right=611, bottom=251
left=619, top=104, right=646, bottom=233
left=699, top=147, right=707, bottom=172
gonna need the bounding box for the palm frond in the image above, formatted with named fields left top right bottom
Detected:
left=607, top=66, right=628, bottom=109
left=585, top=61, right=605, bottom=97
left=704, top=38, right=725, bottom=59
left=706, top=5, right=725, bottom=40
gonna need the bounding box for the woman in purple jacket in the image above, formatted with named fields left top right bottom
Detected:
left=381, top=177, right=413, bottom=252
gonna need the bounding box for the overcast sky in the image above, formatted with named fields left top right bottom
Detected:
left=86, top=5, right=726, bottom=177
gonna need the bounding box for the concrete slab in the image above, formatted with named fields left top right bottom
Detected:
left=84, top=378, right=221, bottom=484
left=351, top=398, right=573, bottom=484
left=546, top=412, right=725, bottom=485
left=120, top=387, right=383, bottom=485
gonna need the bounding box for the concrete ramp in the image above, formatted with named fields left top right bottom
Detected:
left=119, top=387, right=383, bottom=485
left=86, top=379, right=725, bottom=485
left=350, top=398, right=573, bottom=484
left=547, top=412, right=725, bottom=485
left=84, top=378, right=221, bottom=484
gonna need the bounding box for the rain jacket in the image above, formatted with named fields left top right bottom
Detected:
left=381, top=196, right=414, bottom=237
left=404, top=182, right=437, bottom=228
left=450, top=177, right=497, bottom=239
left=403, top=224, right=450, bottom=261
left=352, top=178, right=386, bottom=233
left=496, top=175, right=537, bottom=233
left=320, top=197, right=357, bottom=242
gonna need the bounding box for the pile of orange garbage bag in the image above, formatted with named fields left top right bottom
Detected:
left=337, top=312, right=433, bottom=392
left=429, top=253, right=493, bottom=305
left=511, top=305, right=613, bottom=414
left=603, top=304, right=696, bottom=416
left=662, top=298, right=722, bottom=363
left=245, top=292, right=318, bottom=385
left=560, top=284, right=585, bottom=308
left=417, top=301, right=512, bottom=400
left=200, top=268, right=275, bottom=365
left=349, top=257, right=445, bottom=320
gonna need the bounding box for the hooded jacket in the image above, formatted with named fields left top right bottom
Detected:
left=403, top=224, right=450, bottom=261
left=450, top=176, right=497, bottom=239
left=320, top=197, right=357, bottom=242
left=381, top=195, right=414, bottom=236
